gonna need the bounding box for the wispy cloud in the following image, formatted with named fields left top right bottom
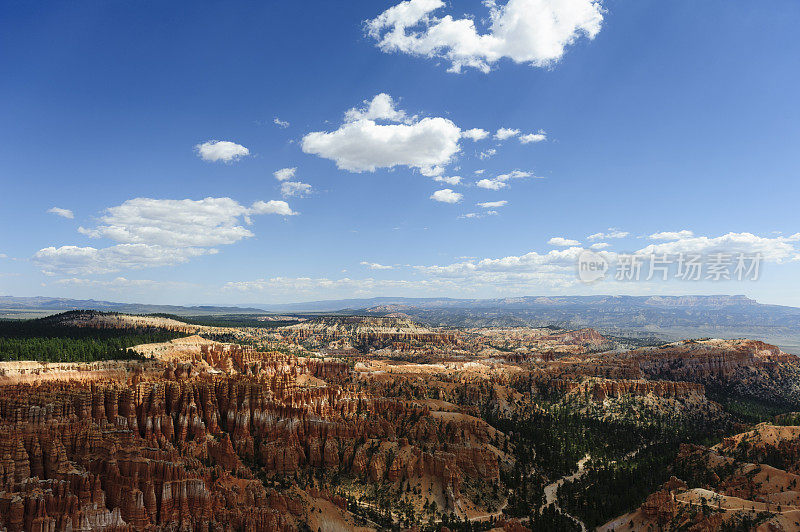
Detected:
left=48, top=207, right=74, bottom=219
left=549, top=237, right=581, bottom=247
left=360, top=261, right=394, bottom=270
left=34, top=197, right=295, bottom=275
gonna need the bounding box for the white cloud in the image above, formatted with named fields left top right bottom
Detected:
left=77, top=197, right=266, bottom=247
left=460, top=210, right=499, bottom=219
left=462, top=128, right=490, bottom=141
left=218, top=231, right=799, bottom=298
left=476, top=170, right=531, bottom=190
left=549, top=236, right=581, bottom=246
left=590, top=242, right=610, bottom=249
left=474, top=169, right=485, bottom=175
left=54, top=277, right=176, bottom=289
left=434, top=175, right=462, bottom=185
left=360, top=261, right=394, bottom=270
left=35, top=197, right=294, bottom=275
left=404, top=231, right=800, bottom=294
left=281, top=181, right=312, bottom=197
left=520, top=131, right=547, bottom=143
left=477, top=200, right=507, bottom=208
left=430, top=188, right=463, bottom=203
left=649, top=230, right=695, bottom=241
left=479, top=148, right=497, bottom=160
left=420, top=166, right=445, bottom=177
left=251, top=200, right=297, bottom=216
left=223, top=276, right=459, bottom=295
left=587, top=229, right=629, bottom=241
left=33, top=244, right=212, bottom=275
left=366, top=0, right=605, bottom=73
left=344, top=93, right=410, bottom=123
left=477, top=179, right=505, bottom=190
left=48, top=207, right=74, bottom=219
left=274, top=117, right=290, bottom=128
left=495, top=128, right=520, bottom=140
left=635, top=232, right=800, bottom=263
left=416, top=246, right=605, bottom=289
left=195, top=140, right=250, bottom=163
left=301, top=93, right=462, bottom=174
left=419, top=247, right=590, bottom=276
left=273, top=167, right=297, bottom=181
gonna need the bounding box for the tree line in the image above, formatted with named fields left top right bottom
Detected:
left=0, top=317, right=185, bottom=362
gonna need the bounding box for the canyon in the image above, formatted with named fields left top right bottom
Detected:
left=1, top=312, right=799, bottom=531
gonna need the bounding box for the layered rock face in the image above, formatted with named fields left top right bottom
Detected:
left=279, top=316, right=456, bottom=350
left=541, top=327, right=609, bottom=348
left=539, top=377, right=706, bottom=402
left=0, top=381, right=292, bottom=531
left=463, top=326, right=611, bottom=357
left=0, top=349, right=500, bottom=531
left=631, top=339, right=800, bottom=406
left=634, top=339, right=790, bottom=377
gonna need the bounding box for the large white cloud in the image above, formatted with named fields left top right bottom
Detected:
left=415, top=246, right=603, bottom=289
left=33, top=244, right=212, bottom=275
left=366, top=0, right=605, bottom=73
left=301, top=93, right=463, bottom=173
left=635, top=232, right=800, bottom=263
left=77, top=197, right=261, bottom=247
left=35, top=197, right=295, bottom=275
left=195, top=140, right=250, bottom=163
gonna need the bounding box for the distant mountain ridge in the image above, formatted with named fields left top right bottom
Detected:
left=2, top=294, right=798, bottom=352
left=259, top=295, right=800, bottom=353
left=256, top=294, right=763, bottom=312
left=0, top=296, right=264, bottom=316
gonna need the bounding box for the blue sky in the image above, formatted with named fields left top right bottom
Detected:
left=2, top=0, right=800, bottom=306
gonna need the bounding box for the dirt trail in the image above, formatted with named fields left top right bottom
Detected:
left=467, top=498, right=509, bottom=523
left=541, top=454, right=591, bottom=531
